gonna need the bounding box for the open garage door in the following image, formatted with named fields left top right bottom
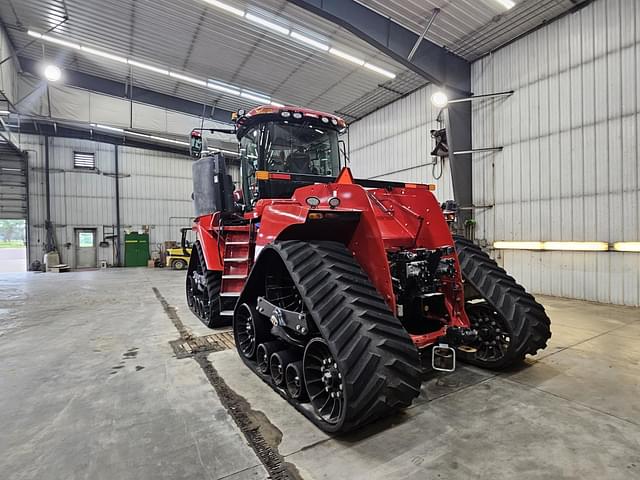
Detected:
left=0, top=129, right=29, bottom=271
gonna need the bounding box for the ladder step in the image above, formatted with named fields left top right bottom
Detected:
left=220, top=310, right=234, bottom=316
left=224, top=257, right=249, bottom=262
left=222, top=274, right=247, bottom=279
left=220, top=292, right=240, bottom=297
left=225, top=241, right=249, bottom=245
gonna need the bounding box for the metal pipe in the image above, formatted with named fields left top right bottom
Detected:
left=114, top=145, right=121, bottom=267
left=44, top=135, right=50, bottom=223
left=448, top=91, right=514, bottom=104
left=23, top=150, right=31, bottom=268
left=453, top=147, right=503, bottom=155
left=407, top=8, right=440, bottom=61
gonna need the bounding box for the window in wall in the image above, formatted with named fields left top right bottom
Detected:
left=74, top=152, right=95, bottom=169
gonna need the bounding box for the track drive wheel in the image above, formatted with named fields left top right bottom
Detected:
left=453, top=235, right=551, bottom=369
left=285, top=361, right=307, bottom=401
left=185, top=241, right=226, bottom=328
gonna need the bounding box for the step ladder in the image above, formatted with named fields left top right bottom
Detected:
left=218, top=224, right=254, bottom=321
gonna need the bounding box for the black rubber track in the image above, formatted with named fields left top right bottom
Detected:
left=453, top=235, right=551, bottom=369
left=244, top=240, right=422, bottom=433
left=187, top=241, right=226, bottom=328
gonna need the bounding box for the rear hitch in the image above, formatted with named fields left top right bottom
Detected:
left=432, top=344, right=456, bottom=372
left=431, top=326, right=478, bottom=371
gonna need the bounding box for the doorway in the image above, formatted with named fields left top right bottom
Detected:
left=0, top=219, right=26, bottom=272
left=75, top=228, right=97, bottom=268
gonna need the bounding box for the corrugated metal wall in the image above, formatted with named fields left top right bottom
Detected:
left=24, top=134, right=239, bottom=268
left=348, top=84, right=455, bottom=201
left=472, top=0, right=639, bottom=306
left=0, top=25, right=17, bottom=104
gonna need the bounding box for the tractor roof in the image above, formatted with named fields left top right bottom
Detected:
left=234, top=105, right=346, bottom=139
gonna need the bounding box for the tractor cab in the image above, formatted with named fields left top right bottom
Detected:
left=234, top=106, right=347, bottom=208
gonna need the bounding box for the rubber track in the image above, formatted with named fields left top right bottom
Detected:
left=268, top=240, right=422, bottom=432
left=453, top=235, right=551, bottom=368
left=189, top=241, right=224, bottom=328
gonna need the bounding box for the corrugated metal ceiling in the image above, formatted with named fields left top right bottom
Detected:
left=355, top=0, right=591, bottom=61
left=0, top=0, right=429, bottom=121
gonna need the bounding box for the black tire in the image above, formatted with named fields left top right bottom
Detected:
left=172, top=258, right=187, bottom=270
left=262, top=241, right=421, bottom=433
left=453, top=235, right=551, bottom=369
left=186, top=241, right=226, bottom=328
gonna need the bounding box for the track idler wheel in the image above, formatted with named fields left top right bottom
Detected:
left=285, top=361, right=307, bottom=401
left=269, top=350, right=297, bottom=387
left=303, top=338, right=345, bottom=426
left=256, top=341, right=286, bottom=375
left=233, top=303, right=270, bottom=360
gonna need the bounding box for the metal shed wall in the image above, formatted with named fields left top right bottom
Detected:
left=472, top=0, right=639, bottom=306
left=23, top=134, right=239, bottom=268
left=347, top=83, right=455, bottom=202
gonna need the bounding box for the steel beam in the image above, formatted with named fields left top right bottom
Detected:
left=18, top=57, right=235, bottom=124
left=287, top=0, right=471, bottom=95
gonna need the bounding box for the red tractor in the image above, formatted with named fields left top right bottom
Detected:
left=186, top=105, right=551, bottom=433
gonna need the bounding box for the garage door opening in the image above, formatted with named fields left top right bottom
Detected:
left=0, top=219, right=26, bottom=273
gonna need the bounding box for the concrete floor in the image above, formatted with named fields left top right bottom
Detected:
left=1, top=268, right=638, bottom=480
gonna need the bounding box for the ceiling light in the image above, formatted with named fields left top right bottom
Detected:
left=328, top=48, right=365, bottom=66
left=493, top=241, right=544, bottom=250
left=43, top=64, right=62, bottom=82
left=543, top=241, right=609, bottom=252
left=270, top=101, right=285, bottom=108
left=169, top=71, right=208, bottom=87
left=494, top=0, right=516, bottom=9
left=245, top=13, right=290, bottom=35
left=0, top=110, right=10, bottom=115
left=127, top=59, right=169, bottom=75
left=241, top=90, right=271, bottom=103
left=613, top=242, right=640, bottom=252
left=27, top=30, right=43, bottom=39
left=363, top=62, right=396, bottom=79
left=201, top=0, right=244, bottom=16
left=208, top=81, right=241, bottom=96
left=149, top=135, right=189, bottom=146
left=431, top=91, right=449, bottom=108
left=80, top=46, right=127, bottom=63
left=91, top=123, right=124, bottom=133
left=290, top=32, right=329, bottom=51
left=41, top=34, right=80, bottom=50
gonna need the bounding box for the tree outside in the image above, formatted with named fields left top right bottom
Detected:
left=0, top=219, right=26, bottom=248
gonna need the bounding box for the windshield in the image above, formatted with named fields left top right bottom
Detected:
left=261, top=122, right=340, bottom=176
left=239, top=121, right=341, bottom=207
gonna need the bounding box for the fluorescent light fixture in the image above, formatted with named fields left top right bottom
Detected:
left=241, top=90, right=271, bottom=103
left=91, top=123, right=124, bottom=133
left=80, top=46, right=127, bottom=63
left=149, top=135, right=189, bottom=146
left=329, top=48, right=365, bottom=66
left=363, top=62, right=396, bottom=79
left=290, top=31, right=329, bottom=51
left=127, top=59, right=169, bottom=75
left=169, top=71, right=208, bottom=87
left=0, top=110, right=10, bottom=115
left=494, top=0, right=516, bottom=9
left=493, top=241, right=544, bottom=250
left=431, top=91, right=449, bottom=108
left=27, top=30, right=43, bottom=39
left=543, top=241, right=609, bottom=252
left=245, top=13, right=290, bottom=35
left=270, top=101, right=285, bottom=108
left=202, top=0, right=244, bottom=16
left=494, top=241, right=609, bottom=251
left=613, top=242, right=640, bottom=252
left=208, top=80, right=241, bottom=96
left=42, top=34, right=81, bottom=50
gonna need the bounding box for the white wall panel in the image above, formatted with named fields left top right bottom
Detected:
left=0, top=24, right=17, bottom=104
left=472, top=0, right=639, bottom=306
left=21, top=134, right=240, bottom=269
left=348, top=84, right=454, bottom=202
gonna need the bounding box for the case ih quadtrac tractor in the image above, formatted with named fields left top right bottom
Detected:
left=186, top=105, right=551, bottom=433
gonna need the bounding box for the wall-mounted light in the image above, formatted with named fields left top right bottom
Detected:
left=431, top=91, right=449, bottom=108
left=613, top=242, right=640, bottom=252
left=493, top=241, right=610, bottom=252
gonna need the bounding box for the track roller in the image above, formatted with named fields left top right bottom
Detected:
left=269, top=350, right=298, bottom=387
left=285, top=361, right=307, bottom=401
left=256, top=341, right=286, bottom=375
